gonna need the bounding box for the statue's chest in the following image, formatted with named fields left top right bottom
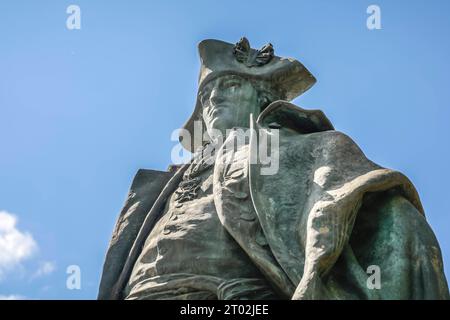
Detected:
left=137, top=155, right=259, bottom=277
left=150, top=143, right=253, bottom=242
left=169, top=142, right=252, bottom=217
left=154, top=167, right=217, bottom=240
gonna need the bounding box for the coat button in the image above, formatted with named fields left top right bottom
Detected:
left=233, top=191, right=249, bottom=199
left=255, top=229, right=268, bottom=246
left=240, top=210, right=256, bottom=221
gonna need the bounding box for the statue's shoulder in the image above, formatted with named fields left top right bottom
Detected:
left=125, top=165, right=182, bottom=199
left=251, top=100, right=425, bottom=216
left=130, top=168, right=173, bottom=190
left=257, top=100, right=334, bottom=134
left=256, top=100, right=365, bottom=161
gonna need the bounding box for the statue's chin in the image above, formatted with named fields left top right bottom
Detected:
left=207, top=119, right=232, bottom=137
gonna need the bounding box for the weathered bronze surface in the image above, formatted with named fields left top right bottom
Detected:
left=98, top=38, right=449, bottom=300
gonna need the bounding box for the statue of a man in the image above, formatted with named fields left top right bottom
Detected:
left=98, top=38, right=449, bottom=300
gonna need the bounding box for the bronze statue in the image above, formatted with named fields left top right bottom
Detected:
left=98, top=38, right=449, bottom=300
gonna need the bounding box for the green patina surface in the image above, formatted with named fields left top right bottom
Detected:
left=98, top=38, right=449, bottom=300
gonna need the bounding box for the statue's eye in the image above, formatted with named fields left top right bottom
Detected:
left=223, top=81, right=241, bottom=89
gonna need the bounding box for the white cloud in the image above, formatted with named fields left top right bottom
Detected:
left=32, top=261, right=56, bottom=279
left=0, top=211, right=38, bottom=280
left=0, top=294, right=26, bottom=300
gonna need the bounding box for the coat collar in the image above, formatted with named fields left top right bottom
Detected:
left=257, top=100, right=334, bottom=134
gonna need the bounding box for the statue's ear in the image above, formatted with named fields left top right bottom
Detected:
left=256, top=100, right=334, bottom=134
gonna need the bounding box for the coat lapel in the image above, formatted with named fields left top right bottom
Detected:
left=213, top=130, right=295, bottom=298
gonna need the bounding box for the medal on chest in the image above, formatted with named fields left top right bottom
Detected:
left=174, top=143, right=216, bottom=206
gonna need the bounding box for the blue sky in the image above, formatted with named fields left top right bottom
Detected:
left=0, top=0, right=449, bottom=299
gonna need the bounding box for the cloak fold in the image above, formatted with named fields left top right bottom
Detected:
left=98, top=169, right=174, bottom=299
left=245, top=101, right=448, bottom=299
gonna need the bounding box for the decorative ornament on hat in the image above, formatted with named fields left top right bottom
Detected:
left=233, top=37, right=274, bottom=67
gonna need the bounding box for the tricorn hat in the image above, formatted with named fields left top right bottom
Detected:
left=180, top=37, right=316, bottom=152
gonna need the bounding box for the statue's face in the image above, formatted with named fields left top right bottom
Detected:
left=200, top=75, right=261, bottom=140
